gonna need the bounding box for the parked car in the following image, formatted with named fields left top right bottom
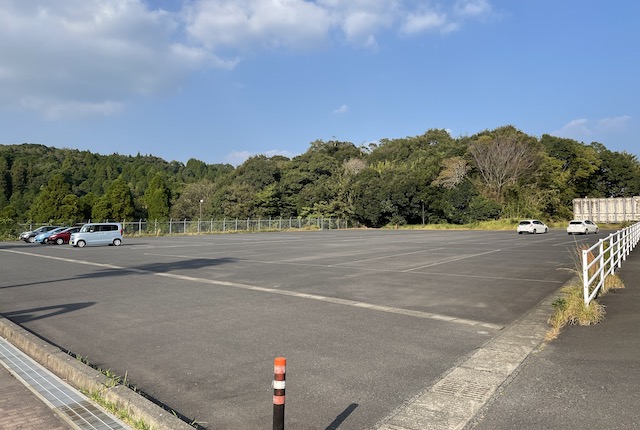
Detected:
left=567, top=219, right=599, bottom=235
left=70, top=222, right=123, bottom=248
left=517, top=219, right=548, bottom=234
left=48, top=226, right=82, bottom=245
left=34, top=227, right=67, bottom=244
left=19, top=225, right=61, bottom=243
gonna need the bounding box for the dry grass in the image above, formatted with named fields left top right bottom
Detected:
left=546, top=241, right=626, bottom=341
left=601, top=273, right=625, bottom=294
left=546, top=283, right=606, bottom=341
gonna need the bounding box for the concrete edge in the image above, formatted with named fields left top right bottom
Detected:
left=0, top=315, right=193, bottom=430
left=375, top=277, right=573, bottom=430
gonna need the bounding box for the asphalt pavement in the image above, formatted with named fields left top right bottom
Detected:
left=1, top=231, right=639, bottom=429
left=466, top=249, right=640, bottom=430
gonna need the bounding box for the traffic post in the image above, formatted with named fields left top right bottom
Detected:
left=273, top=357, right=286, bottom=430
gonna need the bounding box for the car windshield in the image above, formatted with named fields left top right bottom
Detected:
left=569, top=221, right=583, bottom=225
left=519, top=221, right=531, bottom=225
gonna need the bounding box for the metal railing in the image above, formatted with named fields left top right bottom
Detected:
left=582, top=223, right=640, bottom=305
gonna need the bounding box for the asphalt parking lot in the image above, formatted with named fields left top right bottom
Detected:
left=0, top=229, right=604, bottom=429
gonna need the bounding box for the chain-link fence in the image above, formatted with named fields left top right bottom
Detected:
left=17, top=218, right=354, bottom=238
left=125, top=217, right=353, bottom=235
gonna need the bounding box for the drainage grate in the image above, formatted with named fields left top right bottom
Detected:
left=0, top=336, right=129, bottom=430
left=432, top=378, right=493, bottom=401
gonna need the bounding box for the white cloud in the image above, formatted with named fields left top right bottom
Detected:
left=264, top=149, right=297, bottom=158
left=455, top=0, right=492, bottom=17
left=0, top=0, right=207, bottom=119
left=597, top=115, right=631, bottom=131
left=226, top=149, right=296, bottom=165
left=333, top=104, right=349, bottom=114
left=184, top=0, right=492, bottom=50
left=184, top=0, right=333, bottom=51
left=0, top=0, right=493, bottom=120
left=225, top=150, right=254, bottom=165
left=551, top=116, right=632, bottom=142
left=552, top=118, right=592, bottom=137
left=401, top=10, right=458, bottom=35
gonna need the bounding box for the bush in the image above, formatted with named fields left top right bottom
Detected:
left=0, top=218, right=19, bottom=241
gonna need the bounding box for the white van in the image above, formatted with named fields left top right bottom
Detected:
left=70, top=223, right=123, bottom=247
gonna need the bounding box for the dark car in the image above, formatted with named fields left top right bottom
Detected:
left=48, top=226, right=82, bottom=245
left=19, top=225, right=61, bottom=243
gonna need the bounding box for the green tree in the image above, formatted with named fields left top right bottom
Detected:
left=590, top=144, right=640, bottom=197
left=29, top=174, right=80, bottom=223
left=144, top=173, right=171, bottom=220
left=92, top=177, right=135, bottom=221
left=170, top=180, right=217, bottom=219
left=541, top=134, right=600, bottom=200
left=0, top=156, right=10, bottom=208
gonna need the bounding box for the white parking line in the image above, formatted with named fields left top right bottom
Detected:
left=330, top=247, right=445, bottom=266
left=402, top=249, right=502, bottom=272
left=140, top=252, right=562, bottom=284
left=0, top=249, right=503, bottom=331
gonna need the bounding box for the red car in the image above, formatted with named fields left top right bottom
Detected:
left=48, top=226, right=82, bottom=245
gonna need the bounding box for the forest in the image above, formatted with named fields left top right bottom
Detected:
left=0, top=125, right=639, bottom=233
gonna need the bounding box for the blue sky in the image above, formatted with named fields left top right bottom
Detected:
left=1, top=0, right=638, bottom=165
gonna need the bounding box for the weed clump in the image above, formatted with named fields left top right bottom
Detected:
left=546, top=283, right=606, bottom=341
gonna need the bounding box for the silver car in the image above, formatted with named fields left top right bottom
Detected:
left=70, top=223, right=123, bottom=247
left=20, top=225, right=61, bottom=243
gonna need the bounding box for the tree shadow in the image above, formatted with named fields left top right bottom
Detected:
left=325, top=403, right=358, bottom=430
left=0, top=257, right=237, bottom=290
left=2, top=302, right=95, bottom=323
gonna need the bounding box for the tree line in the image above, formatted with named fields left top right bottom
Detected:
left=0, top=125, right=638, bottom=229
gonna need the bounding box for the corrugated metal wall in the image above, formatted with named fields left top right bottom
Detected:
left=573, top=197, right=640, bottom=223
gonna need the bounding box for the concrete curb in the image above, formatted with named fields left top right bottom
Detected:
left=376, top=279, right=570, bottom=430
left=0, top=315, right=193, bottom=430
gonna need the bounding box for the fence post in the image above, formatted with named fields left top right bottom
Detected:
left=598, top=239, right=605, bottom=295
left=169, top=219, right=172, bottom=235
left=273, top=357, right=286, bottom=430
left=582, top=248, right=590, bottom=305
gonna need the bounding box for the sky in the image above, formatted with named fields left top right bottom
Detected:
left=1, top=0, right=638, bottom=166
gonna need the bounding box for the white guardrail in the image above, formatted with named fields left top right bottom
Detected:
left=582, top=223, right=640, bottom=305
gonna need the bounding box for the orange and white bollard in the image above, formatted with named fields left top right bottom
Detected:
left=273, top=357, right=286, bottom=430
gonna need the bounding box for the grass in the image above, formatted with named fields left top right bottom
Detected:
left=70, top=355, right=153, bottom=429
left=387, top=219, right=629, bottom=232
left=388, top=219, right=521, bottom=230
left=85, top=389, right=153, bottom=430
left=546, top=243, right=626, bottom=341
left=546, top=283, right=606, bottom=341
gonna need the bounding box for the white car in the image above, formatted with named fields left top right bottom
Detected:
left=517, top=219, right=548, bottom=234
left=567, top=219, right=599, bottom=235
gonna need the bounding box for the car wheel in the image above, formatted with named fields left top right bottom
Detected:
left=56, top=238, right=64, bottom=245
left=544, top=228, right=548, bottom=233
left=77, top=240, right=86, bottom=248
left=113, top=238, right=122, bottom=246
left=28, top=236, right=35, bottom=243
left=595, top=228, right=599, bottom=234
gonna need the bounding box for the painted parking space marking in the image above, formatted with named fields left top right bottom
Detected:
left=0, top=248, right=503, bottom=331
left=402, top=249, right=502, bottom=272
